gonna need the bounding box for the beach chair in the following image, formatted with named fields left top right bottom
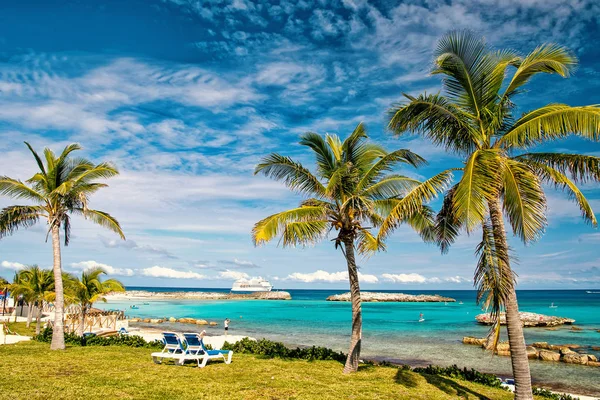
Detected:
left=151, top=332, right=188, bottom=365
left=182, top=332, right=233, bottom=368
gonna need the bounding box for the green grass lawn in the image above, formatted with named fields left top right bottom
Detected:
left=5, top=321, right=38, bottom=336
left=0, top=341, right=518, bottom=400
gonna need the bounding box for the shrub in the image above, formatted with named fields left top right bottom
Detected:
left=221, top=338, right=346, bottom=362
left=532, top=388, right=579, bottom=400
left=413, top=364, right=504, bottom=389
left=34, top=328, right=163, bottom=349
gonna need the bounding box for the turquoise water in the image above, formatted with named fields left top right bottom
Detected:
left=99, top=288, right=600, bottom=395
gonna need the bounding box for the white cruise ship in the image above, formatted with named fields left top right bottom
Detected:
left=231, top=278, right=273, bottom=292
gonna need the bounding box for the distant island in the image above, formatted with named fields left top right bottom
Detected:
left=476, top=312, right=575, bottom=327
left=326, top=292, right=455, bottom=302
left=107, top=290, right=291, bottom=300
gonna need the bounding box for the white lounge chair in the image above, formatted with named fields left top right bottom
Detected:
left=182, top=332, right=233, bottom=367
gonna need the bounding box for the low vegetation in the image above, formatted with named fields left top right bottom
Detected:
left=1, top=341, right=518, bottom=400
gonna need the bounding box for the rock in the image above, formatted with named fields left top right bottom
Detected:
left=588, top=361, right=600, bottom=367
left=591, top=346, right=600, bottom=351
left=561, top=344, right=580, bottom=349
left=587, top=355, right=597, bottom=362
left=143, top=318, right=151, bottom=323
left=209, top=321, right=218, bottom=326
left=570, top=326, right=583, bottom=331
left=129, top=318, right=140, bottom=323
left=168, top=317, right=176, bottom=323
left=539, top=350, right=561, bottom=362
left=497, top=350, right=511, bottom=357
left=526, top=346, right=539, bottom=359
left=532, top=342, right=550, bottom=350
left=195, top=320, right=208, bottom=325
left=178, top=318, right=195, bottom=324
left=563, top=353, right=588, bottom=365
left=496, top=343, right=510, bottom=352
left=107, top=289, right=292, bottom=300
left=559, top=347, right=574, bottom=355
left=476, top=312, right=575, bottom=327
left=149, top=319, right=162, bottom=324
left=462, top=337, right=486, bottom=346
left=326, top=292, right=455, bottom=302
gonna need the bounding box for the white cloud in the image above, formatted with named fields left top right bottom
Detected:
left=382, top=273, right=469, bottom=284
left=1, top=261, right=26, bottom=271
left=218, top=270, right=250, bottom=280
left=285, top=269, right=379, bottom=283
left=382, top=273, right=427, bottom=283
left=70, top=260, right=134, bottom=277
left=141, top=266, right=205, bottom=280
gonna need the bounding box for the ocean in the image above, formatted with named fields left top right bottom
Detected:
left=98, top=288, right=600, bottom=395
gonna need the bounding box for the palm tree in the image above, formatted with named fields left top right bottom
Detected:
left=385, top=31, right=600, bottom=399
left=0, top=142, right=125, bottom=350
left=10, top=266, right=55, bottom=334
left=68, top=267, right=125, bottom=336
left=252, top=123, right=451, bottom=373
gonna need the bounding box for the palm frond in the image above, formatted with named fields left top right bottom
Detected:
left=502, top=44, right=577, bottom=101
left=282, top=220, right=329, bottom=247
left=388, top=93, right=480, bottom=154
left=502, top=160, right=547, bottom=242
left=362, top=175, right=421, bottom=200
left=500, top=104, right=600, bottom=148
left=356, top=229, right=385, bottom=255
left=378, top=169, right=453, bottom=239
left=0, top=177, right=46, bottom=203
left=254, top=154, right=327, bottom=198
left=24, top=142, right=47, bottom=176
left=0, top=205, right=45, bottom=238
left=299, top=132, right=337, bottom=178
left=357, top=149, right=427, bottom=191
left=406, top=205, right=437, bottom=243
left=252, top=206, right=328, bottom=246
left=452, top=150, right=503, bottom=232
left=434, top=185, right=462, bottom=254
left=521, top=160, right=597, bottom=227
left=73, top=208, right=125, bottom=240
left=514, top=153, right=600, bottom=183
left=474, top=222, right=515, bottom=351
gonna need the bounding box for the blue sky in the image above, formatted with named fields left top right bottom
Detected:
left=0, top=0, right=599, bottom=289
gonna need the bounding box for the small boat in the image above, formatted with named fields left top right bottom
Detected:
left=549, top=303, right=558, bottom=308
left=459, top=301, right=464, bottom=305
left=419, top=318, right=425, bottom=322
left=130, top=305, right=139, bottom=309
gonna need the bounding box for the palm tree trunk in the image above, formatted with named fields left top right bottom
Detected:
left=342, top=236, right=362, bottom=374
left=26, top=302, right=34, bottom=328
left=50, top=223, right=65, bottom=350
left=79, top=306, right=86, bottom=336
left=36, top=306, right=42, bottom=335
left=489, top=198, right=532, bottom=400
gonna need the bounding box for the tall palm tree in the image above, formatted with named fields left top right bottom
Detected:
left=68, top=267, right=125, bottom=336
left=252, top=123, right=451, bottom=373
left=0, top=142, right=125, bottom=350
left=10, top=266, right=55, bottom=334
left=385, top=31, right=600, bottom=399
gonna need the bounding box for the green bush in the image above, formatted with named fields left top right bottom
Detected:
left=221, top=338, right=346, bottom=362
left=33, top=328, right=163, bottom=349
left=532, top=388, right=579, bottom=400
left=413, top=364, right=505, bottom=389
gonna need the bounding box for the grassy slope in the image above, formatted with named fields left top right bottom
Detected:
left=0, top=341, right=517, bottom=400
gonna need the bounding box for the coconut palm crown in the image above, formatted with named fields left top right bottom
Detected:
left=252, top=123, right=452, bottom=373
left=69, top=267, right=125, bottom=336
left=386, top=31, right=600, bottom=399
left=10, top=265, right=55, bottom=334
left=0, top=142, right=125, bottom=350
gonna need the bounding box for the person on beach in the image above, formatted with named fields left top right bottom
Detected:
left=224, top=318, right=230, bottom=335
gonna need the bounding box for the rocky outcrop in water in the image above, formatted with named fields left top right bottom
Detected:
left=475, top=312, right=574, bottom=327
left=326, top=292, right=455, bottom=302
